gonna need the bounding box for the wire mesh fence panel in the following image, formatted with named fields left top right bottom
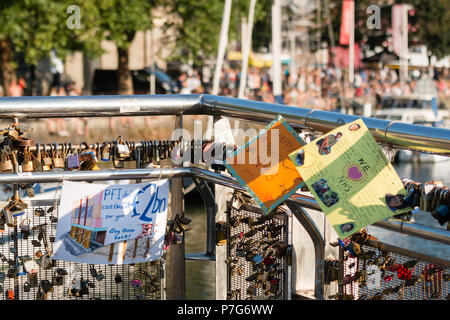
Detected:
left=226, top=197, right=288, bottom=300
left=341, top=241, right=449, bottom=300
left=0, top=199, right=165, bottom=300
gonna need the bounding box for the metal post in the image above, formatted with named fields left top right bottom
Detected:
left=212, top=0, right=232, bottom=95
left=272, top=0, right=283, bottom=102
left=214, top=116, right=235, bottom=300
left=238, top=0, right=257, bottom=99
left=348, top=0, right=355, bottom=85
left=208, top=0, right=233, bottom=140
left=169, top=115, right=185, bottom=299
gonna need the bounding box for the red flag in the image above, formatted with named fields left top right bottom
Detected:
left=339, top=0, right=354, bottom=45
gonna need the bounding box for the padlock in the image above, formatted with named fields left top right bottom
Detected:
left=30, top=144, right=40, bottom=170
left=26, top=185, right=35, bottom=198
left=422, top=183, right=436, bottom=212
left=31, top=240, right=41, bottom=247
left=28, top=272, right=38, bottom=288
left=52, top=270, right=64, bottom=286
left=66, top=153, right=80, bottom=169
left=9, top=199, right=27, bottom=217
left=6, top=288, right=14, bottom=300
left=42, top=146, right=53, bottom=167
left=40, top=279, right=54, bottom=294
left=114, top=273, right=123, bottom=284
left=52, top=150, right=65, bottom=168
left=131, top=278, right=142, bottom=288
left=116, top=137, right=130, bottom=159
left=0, top=151, right=13, bottom=172
left=2, top=208, right=15, bottom=227
left=19, top=218, right=31, bottom=238
left=22, top=257, right=39, bottom=274
left=96, top=270, right=105, bottom=282
left=7, top=127, right=19, bottom=140
left=39, top=252, right=53, bottom=270
left=17, top=258, right=26, bottom=276
left=112, top=149, right=124, bottom=168
left=7, top=267, right=18, bottom=279
left=215, top=221, right=227, bottom=246
left=21, top=146, right=34, bottom=172
left=23, top=281, right=31, bottom=292
left=34, top=208, right=45, bottom=217
left=431, top=203, right=449, bottom=226
left=324, top=258, right=341, bottom=284
left=89, top=264, right=98, bottom=278
left=101, top=142, right=111, bottom=161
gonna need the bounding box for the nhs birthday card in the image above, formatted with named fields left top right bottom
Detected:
left=288, top=119, right=410, bottom=239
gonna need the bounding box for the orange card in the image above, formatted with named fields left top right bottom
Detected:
left=225, top=115, right=305, bottom=214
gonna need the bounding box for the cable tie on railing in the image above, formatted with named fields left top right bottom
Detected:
left=304, top=109, right=317, bottom=129
left=384, top=120, right=400, bottom=147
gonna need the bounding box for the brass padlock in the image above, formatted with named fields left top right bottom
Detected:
left=0, top=151, right=13, bottom=172
left=41, top=148, right=52, bottom=171
left=7, top=128, right=19, bottom=141
left=32, top=144, right=42, bottom=172
left=21, top=146, right=34, bottom=172
left=52, top=150, right=65, bottom=168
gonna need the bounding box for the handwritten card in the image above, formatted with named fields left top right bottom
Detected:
left=53, top=180, right=168, bottom=264
left=225, top=115, right=306, bottom=214
left=288, top=119, right=410, bottom=239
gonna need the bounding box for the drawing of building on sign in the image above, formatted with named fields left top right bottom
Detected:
left=68, top=191, right=106, bottom=254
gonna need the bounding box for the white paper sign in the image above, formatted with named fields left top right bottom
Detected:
left=52, top=180, right=169, bottom=264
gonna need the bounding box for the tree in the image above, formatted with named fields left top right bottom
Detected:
left=323, top=0, right=449, bottom=59
left=92, top=0, right=155, bottom=94
left=0, top=0, right=104, bottom=96
left=0, top=1, right=66, bottom=95
left=409, top=0, right=450, bottom=59
left=162, top=0, right=271, bottom=65
left=0, top=0, right=155, bottom=96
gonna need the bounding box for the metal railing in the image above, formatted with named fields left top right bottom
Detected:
left=0, top=94, right=449, bottom=300
left=1, top=94, right=449, bottom=155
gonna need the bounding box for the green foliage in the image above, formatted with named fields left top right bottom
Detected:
left=0, top=0, right=68, bottom=66
left=0, top=0, right=155, bottom=66
left=92, top=0, right=154, bottom=50
left=324, top=0, right=450, bottom=58
left=409, top=0, right=450, bottom=59
left=162, top=0, right=272, bottom=64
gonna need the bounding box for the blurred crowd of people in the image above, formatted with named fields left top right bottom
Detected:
left=207, top=65, right=450, bottom=112
left=1, top=62, right=449, bottom=137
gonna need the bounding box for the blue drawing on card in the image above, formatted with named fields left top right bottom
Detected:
left=131, top=183, right=167, bottom=222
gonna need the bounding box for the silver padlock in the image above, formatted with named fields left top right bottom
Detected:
left=2, top=208, right=15, bottom=227
left=19, top=218, right=31, bottom=236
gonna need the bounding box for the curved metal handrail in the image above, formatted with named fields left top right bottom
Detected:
left=3, top=167, right=449, bottom=246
